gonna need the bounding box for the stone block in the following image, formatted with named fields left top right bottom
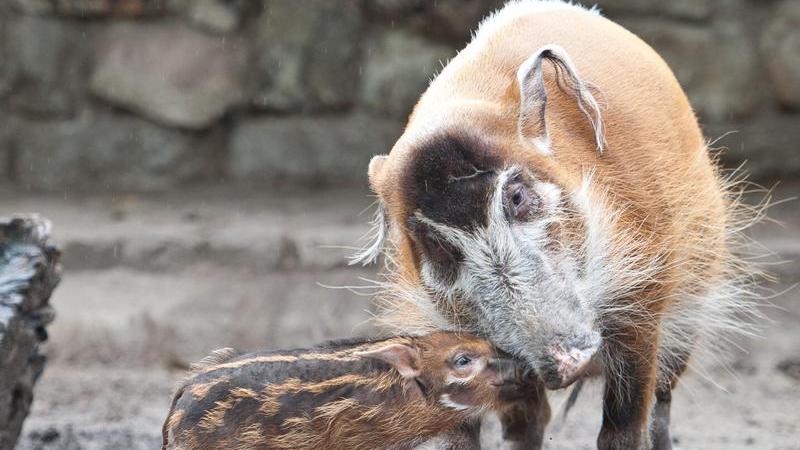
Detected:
left=594, top=0, right=713, bottom=20
left=252, top=0, right=363, bottom=112
left=421, top=0, right=503, bottom=43
left=365, top=0, right=425, bottom=20
left=186, top=0, right=241, bottom=34
left=366, top=0, right=502, bottom=44
left=761, top=0, right=800, bottom=109
left=229, top=113, right=403, bottom=185
left=360, top=30, right=456, bottom=118
left=14, top=110, right=201, bottom=191
left=90, top=22, right=247, bottom=129
left=620, top=17, right=760, bottom=121
left=705, top=114, right=800, bottom=180
left=3, top=15, right=93, bottom=119
left=12, top=0, right=169, bottom=17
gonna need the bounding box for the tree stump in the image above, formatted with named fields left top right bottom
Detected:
left=0, top=216, right=60, bottom=450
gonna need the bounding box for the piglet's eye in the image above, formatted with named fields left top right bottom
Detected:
left=453, top=354, right=473, bottom=368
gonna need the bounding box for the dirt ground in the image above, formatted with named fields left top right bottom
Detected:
left=3, top=183, right=798, bottom=450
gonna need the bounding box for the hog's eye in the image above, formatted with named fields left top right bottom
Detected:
left=505, top=183, right=538, bottom=221
left=453, top=354, right=473, bottom=368
left=512, top=190, right=523, bottom=206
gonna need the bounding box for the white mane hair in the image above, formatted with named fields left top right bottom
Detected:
left=348, top=200, right=388, bottom=266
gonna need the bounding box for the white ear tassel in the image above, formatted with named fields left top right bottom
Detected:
left=517, top=49, right=551, bottom=155
left=517, top=44, right=606, bottom=154
left=349, top=201, right=389, bottom=266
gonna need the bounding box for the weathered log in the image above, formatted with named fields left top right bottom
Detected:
left=0, top=216, right=60, bottom=450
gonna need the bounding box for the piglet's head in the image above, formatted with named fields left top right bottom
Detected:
left=357, top=332, right=530, bottom=414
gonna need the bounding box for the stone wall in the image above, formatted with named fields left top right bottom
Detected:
left=0, top=0, right=797, bottom=192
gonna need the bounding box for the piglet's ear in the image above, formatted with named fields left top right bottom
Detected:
left=355, top=344, right=421, bottom=379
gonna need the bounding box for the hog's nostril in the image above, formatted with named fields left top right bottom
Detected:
left=544, top=334, right=601, bottom=389
left=568, top=348, right=584, bottom=362
left=553, top=348, right=594, bottom=367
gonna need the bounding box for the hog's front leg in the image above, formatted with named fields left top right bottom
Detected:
left=651, top=344, right=692, bottom=450
left=500, top=375, right=550, bottom=450
left=597, top=322, right=659, bottom=450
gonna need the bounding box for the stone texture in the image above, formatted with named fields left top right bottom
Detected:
left=0, top=114, right=11, bottom=180
left=366, top=0, right=501, bottom=44
left=364, top=0, right=425, bottom=20
left=761, top=0, right=800, bottom=109
left=705, top=114, right=800, bottom=180
left=0, top=216, right=60, bottom=450
left=229, top=114, right=402, bottom=184
left=0, top=149, right=7, bottom=182
left=621, top=18, right=760, bottom=121
left=252, top=0, right=363, bottom=112
left=13, top=110, right=202, bottom=192
left=594, top=0, right=713, bottom=20
left=0, top=7, right=12, bottom=99
left=12, top=0, right=169, bottom=17
left=8, top=84, right=75, bottom=119
left=10, top=0, right=52, bottom=15
left=90, top=22, right=247, bottom=130
left=186, top=0, right=241, bottom=34
left=420, top=0, right=503, bottom=43
left=3, top=15, right=94, bottom=119
left=360, top=30, right=456, bottom=117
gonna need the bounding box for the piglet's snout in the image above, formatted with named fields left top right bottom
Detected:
left=545, top=332, right=601, bottom=389
left=487, top=358, right=526, bottom=385
left=486, top=358, right=538, bottom=403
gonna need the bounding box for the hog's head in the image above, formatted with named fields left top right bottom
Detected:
left=354, top=46, right=641, bottom=389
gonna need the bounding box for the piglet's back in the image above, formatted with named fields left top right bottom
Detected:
left=163, top=337, right=410, bottom=450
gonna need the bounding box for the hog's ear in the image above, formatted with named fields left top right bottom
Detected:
left=516, top=45, right=606, bottom=154
left=355, top=343, right=421, bottom=379
left=349, top=155, right=390, bottom=266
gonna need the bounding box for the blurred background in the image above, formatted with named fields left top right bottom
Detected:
left=0, top=0, right=798, bottom=449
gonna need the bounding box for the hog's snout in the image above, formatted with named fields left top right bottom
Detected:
left=542, top=332, right=601, bottom=390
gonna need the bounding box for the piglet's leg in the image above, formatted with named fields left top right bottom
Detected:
left=500, top=376, right=550, bottom=450
left=598, top=322, right=660, bottom=450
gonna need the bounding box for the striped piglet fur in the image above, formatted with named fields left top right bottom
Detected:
left=162, top=332, right=536, bottom=450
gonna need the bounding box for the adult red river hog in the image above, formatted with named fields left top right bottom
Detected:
left=351, top=1, right=764, bottom=449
